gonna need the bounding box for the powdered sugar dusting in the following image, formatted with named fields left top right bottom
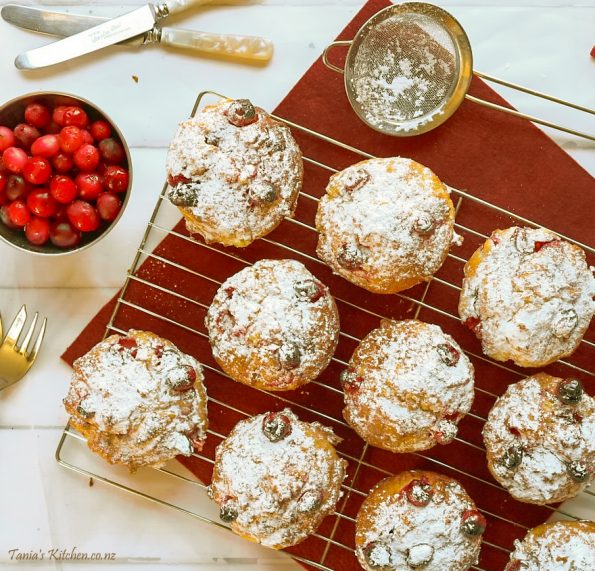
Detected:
left=459, top=227, right=595, bottom=367
left=208, top=409, right=347, bottom=548
left=483, top=374, right=595, bottom=504
left=343, top=319, right=474, bottom=452
left=165, top=99, right=303, bottom=246
left=64, top=330, right=208, bottom=470
left=350, top=15, right=456, bottom=133
left=205, top=259, right=339, bottom=390
left=316, top=157, right=458, bottom=294
left=508, top=521, right=595, bottom=570
left=356, top=473, right=482, bottom=570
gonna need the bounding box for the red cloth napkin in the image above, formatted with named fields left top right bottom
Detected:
left=62, top=1, right=594, bottom=569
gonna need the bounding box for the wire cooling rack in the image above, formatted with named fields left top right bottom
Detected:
left=56, top=91, right=594, bottom=571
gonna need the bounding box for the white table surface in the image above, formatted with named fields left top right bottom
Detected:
left=0, top=1, right=594, bottom=570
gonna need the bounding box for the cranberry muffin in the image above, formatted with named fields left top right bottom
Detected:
left=505, top=520, right=595, bottom=571
left=342, top=319, right=475, bottom=453
left=205, top=259, right=340, bottom=391
left=166, top=98, right=303, bottom=247
left=355, top=471, right=485, bottom=570
left=315, top=157, right=460, bottom=294
left=459, top=226, right=595, bottom=367
left=208, top=409, right=347, bottom=548
left=64, top=330, right=208, bottom=471
left=483, top=373, right=594, bottom=504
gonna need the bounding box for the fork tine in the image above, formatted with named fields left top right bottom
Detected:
left=3, top=305, right=27, bottom=348
left=27, top=317, right=47, bottom=363
left=18, top=312, right=38, bottom=354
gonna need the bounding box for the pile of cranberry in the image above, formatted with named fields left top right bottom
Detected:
left=0, top=100, right=129, bottom=249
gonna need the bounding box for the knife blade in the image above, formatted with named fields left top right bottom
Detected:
left=2, top=4, right=274, bottom=61
left=13, top=0, right=213, bottom=70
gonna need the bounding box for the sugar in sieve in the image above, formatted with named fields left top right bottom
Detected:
left=323, top=2, right=594, bottom=140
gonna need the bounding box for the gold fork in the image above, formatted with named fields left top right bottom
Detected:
left=0, top=305, right=47, bottom=391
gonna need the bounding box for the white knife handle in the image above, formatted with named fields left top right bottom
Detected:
left=160, top=27, right=274, bottom=62
left=162, top=0, right=214, bottom=17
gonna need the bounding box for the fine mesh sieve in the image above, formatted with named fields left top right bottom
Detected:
left=323, top=2, right=595, bottom=140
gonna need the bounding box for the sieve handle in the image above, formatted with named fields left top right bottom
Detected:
left=465, top=94, right=595, bottom=142
left=322, top=40, right=352, bottom=74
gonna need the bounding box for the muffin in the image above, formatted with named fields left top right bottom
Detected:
left=208, top=409, right=347, bottom=548
left=483, top=373, right=594, bottom=504
left=355, top=470, right=485, bottom=570
left=459, top=226, right=595, bottom=367
left=205, top=259, right=340, bottom=391
left=342, top=319, right=475, bottom=453
left=315, top=157, right=460, bottom=294
left=505, top=520, right=595, bottom=570
left=64, top=330, right=208, bottom=471
left=165, top=98, right=303, bottom=247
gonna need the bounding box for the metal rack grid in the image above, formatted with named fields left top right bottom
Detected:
left=56, top=90, right=594, bottom=571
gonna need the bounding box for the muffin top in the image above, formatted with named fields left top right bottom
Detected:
left=343, top=319, right=475, bottom=452
left=208, top=409, right=347, bottom=548
left=64, top=330, right=208, bottom=469
left=356, top=471, right=484, bottom=571
left=205, top=259, right=339, bottom=390
left=459, top=226, right=595, bottom=367
left=505, top=520, right=595, bottom=571
left=316, top=157, right=459, bottom=293
left=483, top=373, right=594, bottom=504
left=166, top=98, right=303, bottom=246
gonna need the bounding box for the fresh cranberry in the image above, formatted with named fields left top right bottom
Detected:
left=44, top=121, right=61, bottom=135
left=534, top=239, right=560, bottom=252
left=97, top=192, right=122, bottom=221
left=51, top=152, right=74, bottom=174
left=52, top=106, right=67, bottom=126
left=75, top=172, right=102, bottom=200
left=81, top=130, right=94, bottom=144
left=49, top=175, right=78, bottom=204
left=0, top=189, right=5, bottom=208
left=117, top=336, right=138, bottom=357
left=62, top=106, right=88, bottom=128
left=340, top=369, right=363, bottom=394
left=25, top=217, right=50, bottom=246
left=31, top=134, right=60, bottom=158
left=66, top=200, right=100, bottom=232
left=59, top=126, right=84, bottom=153
left=0, top=126, right=16, bottom=152
left=5, top=175, right=28, bottom=201
left=225, top=99, right=257, bottom=127
left=73, top=144, right=100, bottom=172
left=2, top=147, right=28, bottom=173
left=13, top=123, right=40, bottom=149
left=24, top=102, right=51, bottom=128
left=169, top=366, right=197, bottom=391
left=49, top=219, right=81, bottom=248
left=7, top=200, right=31, bottom=226
left=0, top=172, right=6, bottom=193
left=262, top=411, right=292, bottom=442
left=98, top=138, right=125, bottom=164
left=461, top=510, right=487, bottom=536
left=27, top=188, right=59, bottom=218
left=0, top=205, right=19, bottom=228
left=463, top=316, right=481, bottom=334
left=103, top=165, right=129, bottom=193
left=404, top=477, right=433, bottom=506
left=167, top=173, right=190, bottom=186
left=23, top=156, right=52, bottom=185
left=90, top=120, right=111, bottom=141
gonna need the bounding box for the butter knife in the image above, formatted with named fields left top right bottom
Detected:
left=13, top=0, right=266, bottom=70
left=2, top=4, right=273, bottom=64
